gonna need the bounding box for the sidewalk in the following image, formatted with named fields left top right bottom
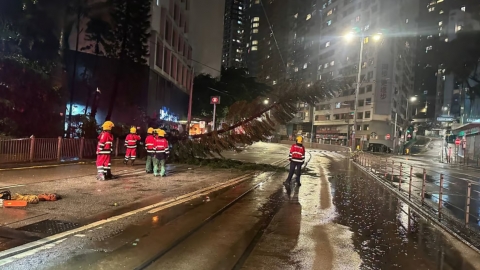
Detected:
left=0, top=160, right=247, bottom=231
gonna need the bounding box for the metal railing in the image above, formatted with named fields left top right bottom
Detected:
left=0, top=136, right=133, bottom=164
left=353, top=152, right=480, bottom=249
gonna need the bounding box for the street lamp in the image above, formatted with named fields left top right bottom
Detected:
left=264, top=99, right=269, bottom=105
left=344, top=31, right=383, bottom=150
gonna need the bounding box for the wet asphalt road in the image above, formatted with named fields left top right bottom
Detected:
left=1, top=143, right=480, bottom=269
left=371, top=138, right=480, bottom=229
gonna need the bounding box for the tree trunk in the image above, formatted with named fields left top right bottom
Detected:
left=191, top=103, right=277, bottom=139
left=66, top=5, right=82, bottom=137
left=105, top=2, right=129, bottom=121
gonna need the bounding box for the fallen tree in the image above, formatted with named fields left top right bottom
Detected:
left=170, top=79, right=352, bottom=161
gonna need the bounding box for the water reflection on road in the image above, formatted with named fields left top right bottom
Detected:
left=328, top=157, right=478, bottom=269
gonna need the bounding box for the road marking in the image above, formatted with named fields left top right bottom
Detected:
left=0, top=162, right=90, bottom=171
left=0, top=184, right=25, bottom=189
left=0, top=173, right=256, bottom=262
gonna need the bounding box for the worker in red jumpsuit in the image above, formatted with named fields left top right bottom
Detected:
left=96, top=121, right=115, bottom=181
left=124, top=127, right=141, bottom=165
left=153, top=129, right=170, bottom=177
left=145, top=127, right=155, bottom=173
left=284, top=136, right=305, bottom=186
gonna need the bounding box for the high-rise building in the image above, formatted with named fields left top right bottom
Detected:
left=414, top=0, right=479, bottom=125
left=189, top=0, right=225, bottom=77
left=67, top=0, right=193, bottom=124
left=150, top=0, right=194, bottom=120
left=222, top=0, right=247, bottom=68
left=309, top=0, right=419, bottom=150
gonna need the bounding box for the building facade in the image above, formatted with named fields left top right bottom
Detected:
left=222, top=0, right=248, bottom=68
left=414, top=0, right=478, bottom=125
left=67, top=0, right=193, bottom=127
left=307, top=0, right=419, bottom=149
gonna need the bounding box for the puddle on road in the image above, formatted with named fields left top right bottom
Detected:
left=327, top=158, right=479, bottom=270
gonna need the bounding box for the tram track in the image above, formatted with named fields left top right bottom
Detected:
left=133, top=159, right=289, bottom=270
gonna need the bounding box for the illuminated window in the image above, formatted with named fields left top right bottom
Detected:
left=456, top=25, right=462, bottom=32
left=439, top=10, right=444, bottom=14
left=426, top=45, right=432, bottom=52
left=294, top=67, right=299, bottom=72
left=461, top=6, right=466, bottom=12
left=428, top=7, right=435, bottom=12
left=325, top=41, right=330, bottom=47
left=326, top=20, right=332, bottom=26
left=252, top=40, right=258, bottom=45
left=251, top=46, right=258, bottom=51
left=437, top=0, right=443, bottom=2
left=438, top=21, right=442, bottom=26
left=253, top=17, right=260, bottom=21
left=330, top=61, right=335, bottom=66
left=303, top=63, right=308, bottom=69
left=255, top=0, right=260, bottom=3
left=273, top=80, right=277, bottom=85
left=327, top=9, right=333, bottom=16
left=306, top=14, right=312, bottom=20
left=253, top=23, right=259, bottom=28
left=237, top=20, right=242, bottom=24
left=294, top=13, right=298, bottom=18
left=253, top=29, right=258, bottom=33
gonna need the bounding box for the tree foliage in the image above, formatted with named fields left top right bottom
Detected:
left=104, top=0, right=152, bottom=121
left=171, top=79, right=350, bottom=161
left=0, top=0, right=69, bottom=137
left=191, top=67, right=270, bottom=119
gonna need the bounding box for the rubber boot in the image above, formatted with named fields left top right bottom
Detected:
left=105, top=170, right=118, bottom=180
left=96, top=173, right=105, bottom=181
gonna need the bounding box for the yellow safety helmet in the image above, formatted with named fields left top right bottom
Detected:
left=296, top=136, right=303, bottom=144
left=102, top=121, right=114, bottom=131
left=147, top=127, right=154, bottom=134
left=157, top=129, right=166, bottom=137
left=130, top=127, right=137, bottom=134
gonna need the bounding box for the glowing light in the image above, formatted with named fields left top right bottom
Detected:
left=373, top=34, right=382, bottom=41
left=344, top=32, right=355, bottom=41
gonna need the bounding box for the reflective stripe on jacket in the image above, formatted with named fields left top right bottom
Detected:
left=125, top=134, right=141, bottom=149
left=97, top=131, right=114, bottom=155
left=289, top=144, right=305, bottom=163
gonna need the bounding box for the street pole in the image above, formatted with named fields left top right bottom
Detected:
left=310, top=106, right=315, bottom=143
left=393, top=112, right=398, bottom=154
left=352, top=35, right=364, bottom=151
left=212, top=103, right=217, bottom=131
left=186, top=67, right=195, bottom=135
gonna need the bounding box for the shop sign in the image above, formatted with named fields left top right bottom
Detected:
left=437, top=116, right=454, bottom=122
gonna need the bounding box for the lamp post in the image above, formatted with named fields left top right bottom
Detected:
left=396, top=96, right=417, bottom=154
left=344, top=31, right=382, bottom=151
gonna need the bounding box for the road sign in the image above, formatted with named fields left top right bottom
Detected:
left=210, top=96, right=220, bottom=104
left=385, top=134, right=391, bottom=140
left=455, top=138, right=461, bottom=145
